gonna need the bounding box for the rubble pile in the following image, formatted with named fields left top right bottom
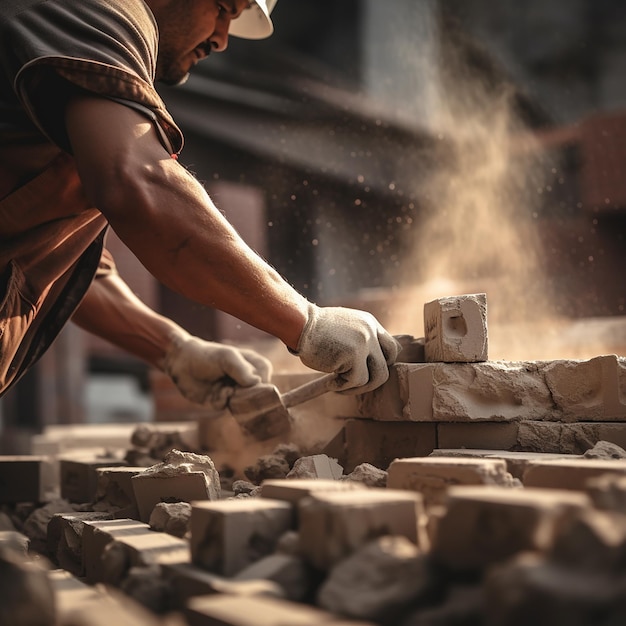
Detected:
left=1, top=293, right=626, bottom=625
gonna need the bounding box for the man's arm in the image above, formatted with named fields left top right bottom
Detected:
left=65, top=94, right=309, bottom=350
left=72, top=272, right=273, bottom=407
left=65, top=94, right=399, bottom=393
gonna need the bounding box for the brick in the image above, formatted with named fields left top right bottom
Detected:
left=357, top=363, right=433, bottom=421
left=430, top=449, right=580, bottom=479
left=259, top=478, right=367, bottom=505
left=437, top=422, right=520, bottom=450
left=60, top=457, right=127, bottom=504
left=523, top=458, right=626, bottom=490
left=545, top=355, right=626, bottom=420
left=298, top=489, right=428, bottom=571
left=342, top=420, right=437, bottom=472
left=0, top=456, right=55, bottom=503
left=81, top=518, right=151, bottom=584
left=93, top=466, right=143, bottom=519
left=518, top=421, right=626, bottom=454
left=387, top=457, right=518, bottom=506
left=431, top=486, right=590, bottom=571
left=190, top=499, right=294, bottom=576
left=132, top=472, right=217, bottom=523
left=423, top=293, right=488, bottom=363
left=358, top=356, right=626, bottom=424
left=98, top=531, right=190, bottom=584
left=47, top=512, right=113, bottom=576
left=185, top=593, right=376, bottom=626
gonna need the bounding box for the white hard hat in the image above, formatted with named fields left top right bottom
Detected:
left=230, top=0, right=278, bottom=40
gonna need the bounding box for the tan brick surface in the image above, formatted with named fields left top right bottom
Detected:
left=432, top=486, right=590, bottom=571
left=387, top=456, right=516, bottom=506
left=424, top=293, right=488, bottom=363
left=132, top=472, right=217, bottom=523
left=0, top=455, right=55, bottom=503
left=298, top=489, right=428, bottom=570
left=523, top=458, right=626, bottom=490
left=190, top=499, right=294, bottom=576
left=339, top=420, right=437, bottom=471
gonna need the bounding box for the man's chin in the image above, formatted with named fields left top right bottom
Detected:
left=157, top=72, right=190, bottom=87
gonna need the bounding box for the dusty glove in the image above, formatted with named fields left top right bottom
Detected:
left=162, top=331, right=272, bottom=410
left=293, top=303, right=400, bottom=394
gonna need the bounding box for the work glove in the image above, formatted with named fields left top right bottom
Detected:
left=162, top=331, right=272, bottom=410
left=292, top=303, right=401, bottom=394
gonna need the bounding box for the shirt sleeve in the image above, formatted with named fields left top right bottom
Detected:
left=0, top=0, right=183, bottom=155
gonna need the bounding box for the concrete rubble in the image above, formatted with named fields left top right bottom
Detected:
left=1, top=293, right=626, bottom=624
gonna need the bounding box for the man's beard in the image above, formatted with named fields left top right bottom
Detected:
left=155, top=50, right=191, bottom=86
left=158, top=72, right=190, bottom=87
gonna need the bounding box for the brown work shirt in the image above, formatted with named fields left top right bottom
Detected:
left=0, top=0, right=183, bottom=395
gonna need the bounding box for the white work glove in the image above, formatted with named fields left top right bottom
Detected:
left=292, top=303, right=401, bottom=394
left=162, top=331, right=272, bottom=410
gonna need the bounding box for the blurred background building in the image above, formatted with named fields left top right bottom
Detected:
left=2, top=0, right=626, bottom=450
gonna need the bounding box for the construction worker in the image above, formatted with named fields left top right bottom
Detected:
left=0, top=0, right=400, bottom=411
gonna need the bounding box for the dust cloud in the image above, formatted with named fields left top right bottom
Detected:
left=383, top=20, right=621, bottom=360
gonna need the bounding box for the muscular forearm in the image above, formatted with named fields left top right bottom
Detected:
left=65, top=95, right=308, bottom=350
left=72, top=273, right=183, bottom=369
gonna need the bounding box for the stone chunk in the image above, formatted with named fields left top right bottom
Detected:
left=0, top=455, right=56, bottom=503
left=387, top=457, right=520, bottom=507
left=233, top=553, right=316, bottom=602
left=523, top=458, right=626, bottom=490
left=424, top=293, right=488, bottom=363
left=299, top=489, right=428, bottom=571
left=132, top=449, right=220, bottom=522
left=341, top=463, right=388, bottom=488
left=586, top=473, right=626, bottom=513
left=483, top=552, right=626, bottom=626
left=286, top=454, right=343, bottom=480
left=431, top=486, right=590, bottom=571
left=190, top=498, right=294, bottom=576
left=149, top=502, right=191, bottom=538
left=185, top=594, right=377, bottom=626
left=163, top=562, right=285, bottom=609
left=550, top=508, right=626, bottom=572
left=317, top=535, right=431, bottom=623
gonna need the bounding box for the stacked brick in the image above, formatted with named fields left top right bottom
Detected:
left=325, top=293, right=626, bottom=469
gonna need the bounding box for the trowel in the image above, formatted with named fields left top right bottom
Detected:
left=227, top=372, right=338, bottom=441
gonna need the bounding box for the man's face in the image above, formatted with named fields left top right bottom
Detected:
left=150, top=0, right=252, bottom=86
